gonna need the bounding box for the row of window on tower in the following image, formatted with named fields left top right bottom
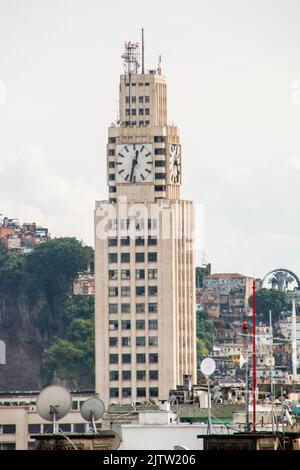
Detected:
left=108, top=286, right=158, bottom=297
left=110, top=387, right=159, bottom=399
left=126, top=96, right=150, bottom=104
left=110, top=370, right=158, bottom=381
left=108, top=236, right=157, bottom=246
left=108, top=136, right=165, bottom=144
left=109, top=269, right=157, bottom=280
left=108, top=148, right=165, bottom=156
left=110, top=336, right=158, bottom=347
left=126, top=108, right=150, bottom=116
left=109, top=353, right=158, bottom=364
left=108, top=252, right=157, bottom=263
left=109, top=319, right=158, bottom=330
left=109, top=302, right=158, bottom=313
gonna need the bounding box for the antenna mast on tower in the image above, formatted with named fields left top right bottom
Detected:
left=122, top=41, right=140, bottom=75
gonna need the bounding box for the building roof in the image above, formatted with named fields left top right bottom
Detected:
left=207, top=273, right=251, bottom=279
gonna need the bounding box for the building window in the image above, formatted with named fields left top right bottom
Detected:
left=135, top=218, right=145, bottom=230
left=126, top=96, right=130, bottom=103
left=139, top=96, right=144, bottom=103
left=109, top=270, right=118, bottom=280
left=149, top=337, right=158, bottom=346
left=122, top=354, right=131, bottom=364
left=149, top=320, right=158, bottom=330
left=121, top=253, right=130, bottom=263
left=135, top=237, right=145, bottom=246
left=122, top=370, right=131, bottom=380
left=155, top=185, right=166, bottom=192
left=155, top=148, right=165, bottom=155
left=108, top=149, right=115, bottom=156
left=137, top=353, right=146, bottom=363
left=145, top=82, right=149, bottom=86
left=135, top=252, right=145, bottom=263
left=148, top=252, right=157, bottom=262
left=136, top=269, right=145, bottom=279
left=137, top=370, right=146, bottom=380
left=122, top=320, right=131, bottom=330
left=148, top=286, right=158, bottom=296
left=121, top=236, right=130, bottom=246
left=121, top=303, right=131, bottom=313
left=109, top=320, right=118, bottom=330
left=109, top=186, right=116, bottom=193
left=74, top=423, right=85, bottom=433
left=110, top=371, right=119, bottom=381
left=109, top=337, right=118, bottom=347
left=149, top=353, right=158, bottom=363
left=109, top=354, right=118, bottom=364
left=148, top=237, right=157, bottom=246
left=155, top=173, right=165, bottom=180
left=155, top=160, right=165, bottom=167
left=132, top=108, right=136, bottom=115
left=109, top=198, right=116, bottom=203
left=0, top=443, right=16, bottom=450
left=139, top=108, right=144, bottom=115
left=136, top=303, right=145, bottom=313
left=109, top=287, right=118, bottom=297
left=110, top=388, right=119, bottom=398
left=60, top=424, right=71, bottom=433
left=109, top=161, right=115, bottom=168
left=149, top=387, right=159, bottom=397
left=154, top=136, right=165, bottom=142
left=149, top=370, right=158, bottom=380
left=108, top=253, right=118, bottom=263
left=148, top=219, right=157, bottom=230
left=122, top=337, right=131, bottom=347
left=137, top=388, right=146, bottom=397
left=136, top=286, right=145, bottom=296
left=136, top=337, right=146, bottom=346
left=108, top=237, right=118, bottom=247
left=145, top=108, right=150, bottom=115
left=109, top=303, right=118, bottom=314
left=126, top=108, right=130, bottom=116
left=148, top=269, right=157, bottom=279
left=121, top=286, right=130, bottom=297
left=109, top=174, right=115, bottom=181
left=132, top=96, right=136, bottom=103
left=148, top=303, right=158, bottom=313
left=121, top=269, right=130, bottom=280
left=122, top=388, right=132, bottom=398
left=136, top=320, right=145, bottom=330
left=145, top=96, right=150, bottom=103
left=108, top=137, right=116, bottom=143
left=28, top=424, right=41, bottom=434
left=139, top=120, right=144, bottom=126
left=145, top=120, right=150, bottom=126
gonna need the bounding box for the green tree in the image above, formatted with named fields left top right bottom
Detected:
left=248, top=288, right=289, bottom=323
left=196, top=338, right=208, bottom=361
left=195, top=264, right=211, bottom=288
left=196, top=309, right=214, bottom=353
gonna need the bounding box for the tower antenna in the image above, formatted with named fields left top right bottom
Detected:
left=141, top=28, right=145, bottom=74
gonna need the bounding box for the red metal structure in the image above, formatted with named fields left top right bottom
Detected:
left=252, top=279, right=257, bottom=432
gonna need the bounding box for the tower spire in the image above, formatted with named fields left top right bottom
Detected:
left=141, top=27, right=145, bottom=74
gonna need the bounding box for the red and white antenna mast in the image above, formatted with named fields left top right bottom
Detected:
left=122, top=41, right=140, bottom=75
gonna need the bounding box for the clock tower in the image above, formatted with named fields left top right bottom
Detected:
left=95, top=38, right=196, bottom=406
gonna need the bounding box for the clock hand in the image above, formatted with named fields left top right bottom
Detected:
left=130, top=154, right=138, bottom=182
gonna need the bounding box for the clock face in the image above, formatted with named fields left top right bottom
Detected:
left=169, top=144, right=181, bottom=184
left=115, top=144, right=153, bottom=183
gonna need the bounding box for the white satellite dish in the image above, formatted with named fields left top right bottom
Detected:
left=36, top=385, right=72, bottom=423
left=80, top=398, right=105, bottom=433
left=200, top=357, right=216, bottom=377
left=239, top=354, right=245, bottom=369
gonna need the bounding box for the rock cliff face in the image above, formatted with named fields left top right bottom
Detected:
left=0, top=294, right=46, bottom=391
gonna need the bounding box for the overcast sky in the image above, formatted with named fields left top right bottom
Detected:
left=1, top=0, right=300, bottom=278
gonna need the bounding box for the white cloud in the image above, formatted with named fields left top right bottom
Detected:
left=0, top=146, right=99, bottom=246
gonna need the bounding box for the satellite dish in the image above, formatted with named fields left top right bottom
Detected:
left=36, top=385, right=72, bottom=422
left=80, top=398, right=105, bottom=433
left=200, top=358, right=216, bottom=376
left=239, top=354, right=245, bottom=369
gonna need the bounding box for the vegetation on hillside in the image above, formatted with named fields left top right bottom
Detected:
left=0, top=238, right=95, bottom=389
left=248, top=288, right=290, bottom=323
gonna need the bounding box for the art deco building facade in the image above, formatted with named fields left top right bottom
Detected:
left=95, top=42, right=196, bottom=405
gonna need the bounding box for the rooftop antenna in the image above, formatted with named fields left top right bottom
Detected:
left=80, top=397, right=105, bottom=434
left=200, top=357, right=216, bottom=435
left=122, top=41, right=140, bottom=75
left=36, top=385, right=78, bottom=450
left=157, top=54, right=162, bottom=75
left=141, top=28, right=145, bottom=74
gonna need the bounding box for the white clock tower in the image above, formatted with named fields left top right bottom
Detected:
left=95, top=38, right=196, bottom=406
